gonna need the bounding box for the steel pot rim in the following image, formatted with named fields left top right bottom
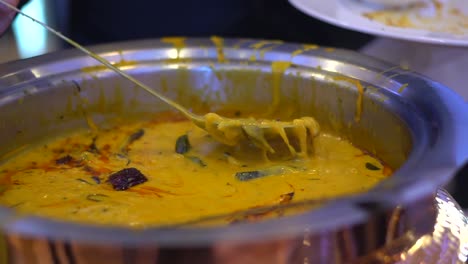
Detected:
left=0, top=38, right=467, bottom=246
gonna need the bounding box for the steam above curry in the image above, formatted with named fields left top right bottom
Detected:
left=0, top=112, right=390, bottom=227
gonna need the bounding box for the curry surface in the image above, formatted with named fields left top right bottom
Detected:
left=0, top=112, right=390, bottom=227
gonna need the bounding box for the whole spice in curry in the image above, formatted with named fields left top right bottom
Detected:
left=107, top=168, right=148, bottom=191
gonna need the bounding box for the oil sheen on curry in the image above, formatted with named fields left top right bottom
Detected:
left=0, top=111, right=391, bottom=228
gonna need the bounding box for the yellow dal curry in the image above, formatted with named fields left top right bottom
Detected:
left=0, top=112, right=390, bottom=228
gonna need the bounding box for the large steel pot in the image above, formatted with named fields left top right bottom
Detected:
left=0, top=38, right=467, bottom=263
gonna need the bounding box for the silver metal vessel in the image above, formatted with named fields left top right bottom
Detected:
left=0, top=38, right=466, bottom=263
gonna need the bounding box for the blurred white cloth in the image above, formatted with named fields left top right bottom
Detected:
left=360, top=38, right=468, bottom=102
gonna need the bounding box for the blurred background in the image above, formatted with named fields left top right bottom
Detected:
left=0, top=0, right=374, bottom=63
left=1, top=0, right=467, bottom=101
left=0, top=0, right=60, bottom=61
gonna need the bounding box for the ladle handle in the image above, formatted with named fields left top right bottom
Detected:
left=0, top=0, right=196, bottom=119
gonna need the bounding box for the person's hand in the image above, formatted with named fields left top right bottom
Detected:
left=0, top=0, right=20, bottom=36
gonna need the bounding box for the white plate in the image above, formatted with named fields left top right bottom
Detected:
left=289, top=0, right=468, bottom=47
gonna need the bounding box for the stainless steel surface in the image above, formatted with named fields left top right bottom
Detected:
left=0, top=38, right=467, bottom=263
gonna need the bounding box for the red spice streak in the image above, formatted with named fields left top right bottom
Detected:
left=128, top=186, right=180, bottom=197
left=39, top=199, right=80, bottom=208
left=98, top=155, right=110, bottom=163
left=383, top=166, right=393, bottom=177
